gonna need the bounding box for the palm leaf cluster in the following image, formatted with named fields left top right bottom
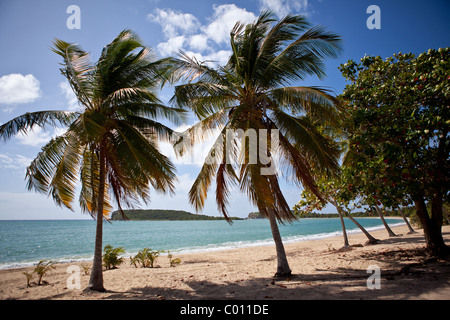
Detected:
left=1, top=30, right=183, bottom=219
left=172, top=11, right=342, bottom=223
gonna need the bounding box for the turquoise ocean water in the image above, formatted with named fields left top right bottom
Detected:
left=0, top=218, right=404, bottom=269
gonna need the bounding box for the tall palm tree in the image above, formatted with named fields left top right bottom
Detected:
left=172, top=12, right=342, bottom=276
left=0, top=30, right=184, bottom=291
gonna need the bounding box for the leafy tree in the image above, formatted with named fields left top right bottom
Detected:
left=172, top=11, right=342, bottom=276
left=294, top=170, right=380, bottom=245
left=339, top=48, right=450, bottom=256
left=0, top=30, right=183, bottom=290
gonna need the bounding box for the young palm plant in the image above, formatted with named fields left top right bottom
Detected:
left=172, top=12, right=342, bottom=276
left=0, top=30, right=183, bottom=291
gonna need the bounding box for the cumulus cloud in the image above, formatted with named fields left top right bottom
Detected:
left=15, top=126, right=52, bottom=147
left=147, top=8, right=200, bottom=38
left=203, top=4, right=256, bottom=45
left=259, top=0, right=309, bottom=18
left=157, top=35, right=186, bottom=56
left=148, top=4, right=256, bottom=67
left=15, top=126, right=67, bottom=147
left=0, top=73, right=41, bottom=106
left=188, top=34, right=209, bottom=52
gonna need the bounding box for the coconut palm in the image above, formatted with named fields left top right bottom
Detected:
left=172, top=12, right=342, bottom=276
left=0, top=30, right=183, bottom=291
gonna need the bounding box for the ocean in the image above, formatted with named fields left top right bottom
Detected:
left=0, top=218, right=405, bottom=269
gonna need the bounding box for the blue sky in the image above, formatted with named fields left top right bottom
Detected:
left=0, top=0, right=449, bottom=220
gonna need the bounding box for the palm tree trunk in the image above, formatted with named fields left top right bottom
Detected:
left=88, top=147, right=106, bottom=292
left=375, top=205, right=397, bottom=237
left=399, top=208, right=416, bottom=234
left=334, top=202, right=349, bottom=247
left=267, top=208, right=292, bottom=277
left=330, top=199, right=379, bottom=245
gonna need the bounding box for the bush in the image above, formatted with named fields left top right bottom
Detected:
left=103, top=244, right=125, bottom=270
left=130, top=248, right=162, bottom=268
left=22, top=259, right=55, bottom=287
left=168, top=250, right=181, bottom=267
left=34, top=260, right=55, bottom=285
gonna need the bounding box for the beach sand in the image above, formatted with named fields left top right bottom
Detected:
left=1, top=224, right=449, bottom=300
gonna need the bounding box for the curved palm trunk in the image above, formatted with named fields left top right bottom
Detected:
left=88, top=147, right=106, bottom=292
left=335, top=204, right=349, bottom=247
left=375, top=205, right=397, bottom=237
left=399, top=208, right=416, bottom=234
left=267, top=208, right=292, bottom=277
left=330, top=199, right=379, bottom=245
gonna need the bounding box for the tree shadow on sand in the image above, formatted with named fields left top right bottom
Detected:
left=101, top=248, right=450, bottom=300
left=46, top=232, right=450, bottom=300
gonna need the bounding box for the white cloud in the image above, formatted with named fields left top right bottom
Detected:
left=157, top=35, right=186, bottom=56
left=0, top=73, right=41, bottom=106
left=15, top=126, right=67, bottom=147
left=259, top=0, right=309, bottom=18
left=188, top=34, right=209, bottom=52
left=148, top=4, right=256, bottom=68
left=15, top=126, right=52, bottom=147
left=203, top=4, right=256, bottom=45
left=59, top=81, right=80, bottom=111
left=147, top=8, right=200, bottom=38
left=0, top=153, right=33, bottom=171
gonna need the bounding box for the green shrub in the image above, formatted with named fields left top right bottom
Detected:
left=34, top=260, right=55, bottom=285
left=168, top=250, right=181, bottom=267
left=130, top=248, right=162, bottom=268
left=103, top=244, right=125, bottom=270
left=22, top=271, right=34, bottom=288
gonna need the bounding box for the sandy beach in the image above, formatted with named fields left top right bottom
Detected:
left=1, top=224, right=449, bottom=300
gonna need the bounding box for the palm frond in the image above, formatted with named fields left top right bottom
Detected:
left=26, top=130, right=84, bottom=210
left=268, top=86, right=341, bottom=125
left=270, top=109, right=341, bottom=175
left=51, top=39, right=94, bottom=109
left=0, top=111, right=78, bottom=142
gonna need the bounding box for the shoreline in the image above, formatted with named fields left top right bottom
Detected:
left=0, top=219, right=406, bottom=271
left=1, top=224, right=449, bottom=300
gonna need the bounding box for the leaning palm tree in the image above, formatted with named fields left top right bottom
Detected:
left=172, top=12, right=342, bottom=276
left=0, top=30, right=183, bottom=291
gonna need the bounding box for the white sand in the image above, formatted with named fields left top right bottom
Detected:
left=1, top=224, right=449, bottom=300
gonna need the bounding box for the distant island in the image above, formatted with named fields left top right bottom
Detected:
left=110, top=209, right=243, bottom=221
left=111, top=207, right=413, bottom=221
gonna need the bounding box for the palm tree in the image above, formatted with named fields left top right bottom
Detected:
left=172, top=12, right=342, bottom=277
left=0, top=30, right=183, bottom=291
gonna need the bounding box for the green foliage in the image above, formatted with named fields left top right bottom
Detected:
left=0, top=29, right=184, bottom=219
left=103, top=244, right=126, bottom=270
left=167, top=250, right=181, bottom=267
left=172, top=11, right=342, bottom=223
left=22, top=271, right=34, bottom=288
left=34, top=260, right=55, bottom=285
left=110, top=209, right=242, bottom=221
left=130, top=248, right=162, bottom=268
left=81, top=263, right=91, bottom=275
left=22, top=259, right=56, bottom=287
left=339, top=48, right=450, bottom=208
